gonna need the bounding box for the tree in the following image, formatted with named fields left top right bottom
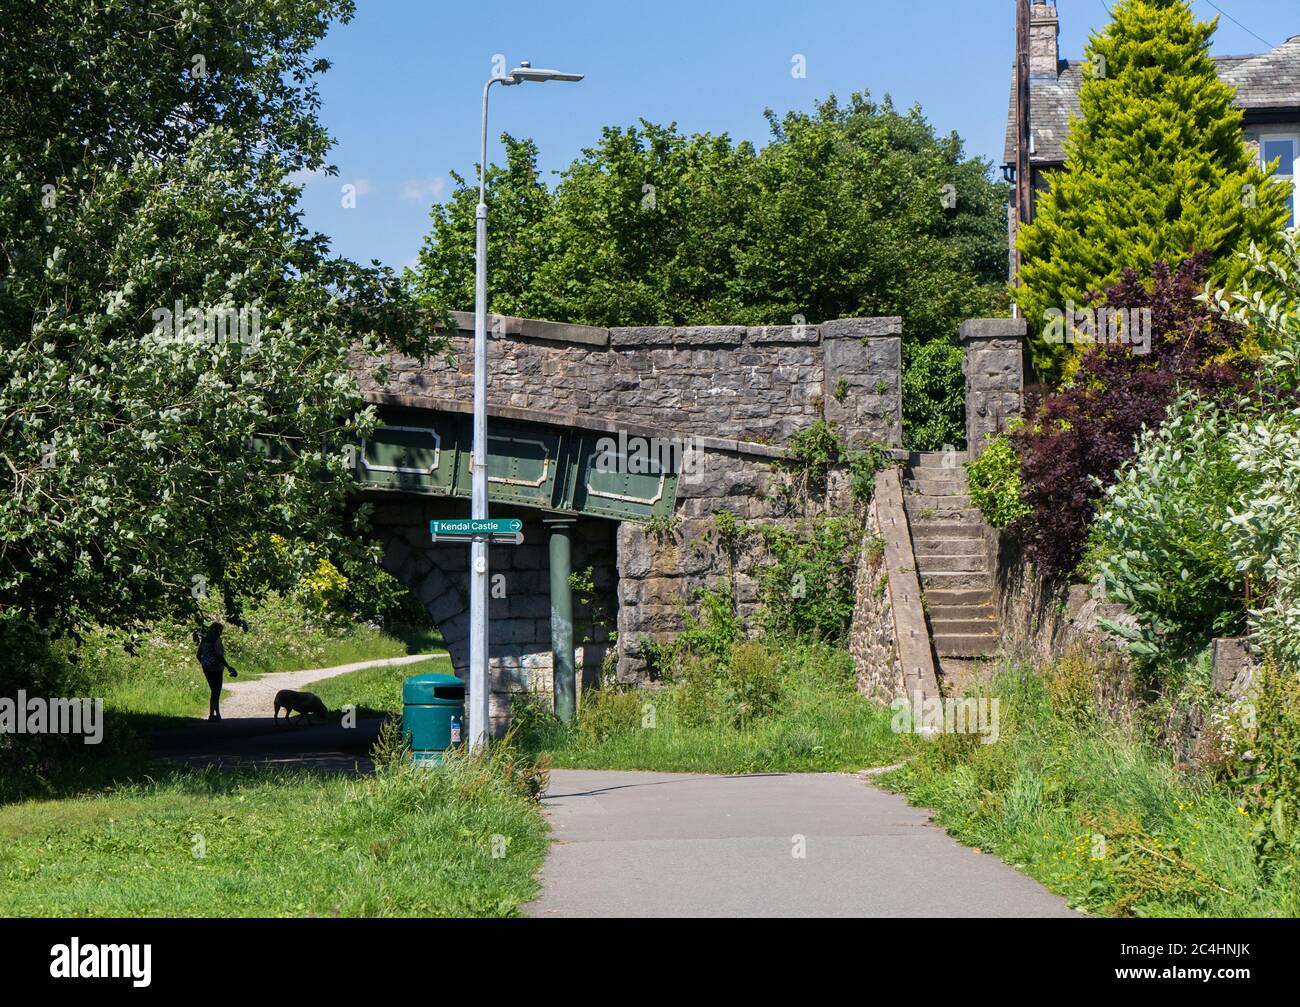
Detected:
left=0, top=1, right=433, bottom=638
left=1013, top=0, right=1288, bottom=377
left=411, top=135, right=554, bottom=319
left=410, top=94, right=1009, bottom=449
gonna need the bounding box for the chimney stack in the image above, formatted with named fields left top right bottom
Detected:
left=1029, top=1, right=1060, bottom=78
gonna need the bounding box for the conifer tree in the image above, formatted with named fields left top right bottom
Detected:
left=1014, top=0, right=1288, bottom=374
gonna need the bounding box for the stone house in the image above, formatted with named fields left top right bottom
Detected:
left=1004, top=0, right=1300, bottom=283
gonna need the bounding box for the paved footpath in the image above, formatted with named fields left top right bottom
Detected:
left=527, top=769, right=1079, bottom=918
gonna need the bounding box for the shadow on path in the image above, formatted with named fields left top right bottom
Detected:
left=151, top=716, right=387, bottom=775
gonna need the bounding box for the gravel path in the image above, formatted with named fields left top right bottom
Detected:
left=217, top=653, right=441, bottom=718
left=527, top=769, right=1080, bottom=918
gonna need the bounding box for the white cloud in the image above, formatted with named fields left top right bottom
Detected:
left=285, top=167, right=325, bottom=187
left=399, top=177, right=448, bottom=203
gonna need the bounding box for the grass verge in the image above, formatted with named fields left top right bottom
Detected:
left=77, top=593, right=443, bottom=722
left=0, top=749, right=547, bottom=917
left=307, top=652, right=453, bottom=718
left=881, top=664, right=1300, bottom=917
left=518, top=642, right=917, bottom=774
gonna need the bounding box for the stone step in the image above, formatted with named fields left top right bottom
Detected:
left=927, top=604, right=998, bottom=622
left=906, top=484, right=969, bottom=502
left=928, top=617, right=997, bottom=637
left=906, top=504, right=982, bottom=523
left=905, top=493, right=972, bottom=509
left=922, top=570, right=992, bottom=591
left=905, top=474, right=969, bottom=496
left=909, top=521, right=984, bottom=539
left=934, top=633, right=999, bottom=657
left=925, top=588, right=995, bottom=607
left=915, top=552, right=987, bottom=573
left=912, top=535, right=985, bottom=555
left=909, top=451, right=968, bottom=469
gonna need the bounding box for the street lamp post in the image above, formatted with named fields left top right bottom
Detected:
left=469, top=61, right=583, bottom=752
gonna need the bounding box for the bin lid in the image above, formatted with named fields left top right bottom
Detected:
left=403, top=672, right=467, bottom=705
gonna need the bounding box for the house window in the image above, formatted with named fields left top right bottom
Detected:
left=1259, top=133, right=1298, bottom=228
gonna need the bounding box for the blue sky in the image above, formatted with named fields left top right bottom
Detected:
left=297, top=0, right=1299, bottom=271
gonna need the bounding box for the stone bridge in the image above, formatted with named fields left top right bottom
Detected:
left=349, top=311, right=1023, bottom=734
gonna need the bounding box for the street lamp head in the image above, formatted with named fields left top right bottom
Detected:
left=508, top=59, right=584, bottom=83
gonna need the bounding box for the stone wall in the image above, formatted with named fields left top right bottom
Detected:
left=614, top=452, right=854, bottom=681
left=358, top=313, right=903, bottom=451
left=355, top=312, right=908, bottom=713
left=961, top=317, right=1026, bottom=458
left=848, top=502, right=899, bottom=701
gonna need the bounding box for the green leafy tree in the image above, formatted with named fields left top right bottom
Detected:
left=409, top=135, right=553, bottom=318
left=735, top=95, right=1007, bottom=341
left=901, top=339, right=965, bottom=452
left=411, top=95, right=1009, bottom=448
left=1014, top=0, right=1288, bottom=375
left=0, top=1, right=433, bottom=638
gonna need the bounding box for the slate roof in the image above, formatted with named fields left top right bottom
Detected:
left=1004, top=35, right=1300, bottom=167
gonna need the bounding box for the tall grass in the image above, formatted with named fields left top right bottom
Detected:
left=883, top=665, right=1300, bottom=917
left=518, top=642, right=917, bottom=774
left=307, top=653, right=453, bottom=717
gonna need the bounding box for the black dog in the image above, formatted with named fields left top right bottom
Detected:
left=273, top=689, right=328, bottom=725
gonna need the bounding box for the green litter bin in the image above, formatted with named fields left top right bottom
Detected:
left=402, top=672, right=466, bottom=765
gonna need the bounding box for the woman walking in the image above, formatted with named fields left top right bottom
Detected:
left=197, top=622, right=239, bottom=720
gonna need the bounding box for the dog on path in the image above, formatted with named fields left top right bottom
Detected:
left=273, top=690, right=329, bottom=725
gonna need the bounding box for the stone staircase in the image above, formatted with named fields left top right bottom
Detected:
left=903, top=452, right=997, bottom=663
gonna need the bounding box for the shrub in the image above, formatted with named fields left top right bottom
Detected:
left=575, top=687, right=643, bottom=743
left=1012, top=257, right=1249, bottom=578
left=1242, top=659, right=1300, bottom=857
left=1091, top=235, right=1300, bottom=663
left=1042, top=642, right=1136, bottom=725
left=847, top=443, right=892, bottom=504
left=675, top=586, right=743, bottom=663
left=335, top=551, right=432, bottom=629
left=674, top=651, right=725, bottom=728
left=779, top=418, right=843, bottom=496
left=715, top=642, right=783, bottom=728
left=661, top=641, right=784, bottom=730
left=1088, top=396, right=1250, bottom=657
left=965, top=433, right=1031, bottom=529
left=755, top=518, right=860, bottom=644
left=1012, top=0, right=1287, bottom=375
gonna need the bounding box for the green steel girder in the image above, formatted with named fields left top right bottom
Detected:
left=352, top=404, right=679, bottom=523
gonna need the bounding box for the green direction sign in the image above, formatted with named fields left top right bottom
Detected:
left=429, top=518, right=524, bottom=544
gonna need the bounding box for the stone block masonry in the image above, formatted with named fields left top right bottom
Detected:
left=357, top=313, right=903, bottom=452
left=961, top=317, right=1026, bottom=458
